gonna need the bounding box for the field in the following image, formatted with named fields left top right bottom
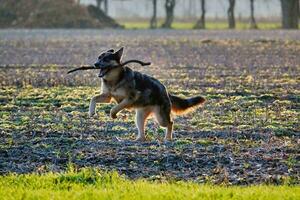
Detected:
left=120, top=20, right=282, bottom=29
left=0, top=29, right=299, bottom=198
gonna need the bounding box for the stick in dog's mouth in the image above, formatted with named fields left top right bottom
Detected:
left=67, top=60, right=151, bottom=74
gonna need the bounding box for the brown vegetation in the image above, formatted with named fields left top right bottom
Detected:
left=0, top=0, right=121, bottom=28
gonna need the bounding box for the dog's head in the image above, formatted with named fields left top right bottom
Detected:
left=94, top=47, right=124, bottom=78
left=67, top=47, right=150, bottom=76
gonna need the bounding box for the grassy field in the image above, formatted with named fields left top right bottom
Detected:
left=0, top=169, right=299, bottom=200
left=0, top=29, right=299, bottom=197
left=121, top=21, right=282, bottom=29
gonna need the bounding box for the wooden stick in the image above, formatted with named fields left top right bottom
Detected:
left=67, top=66, right=95, bottom=74
left=67, top=60, right=151, bottom=74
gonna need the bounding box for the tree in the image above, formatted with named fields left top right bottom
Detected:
left=161, top=0, right=176, bottom=28
left=194, top=0, right=206, bottom=29
left=96, top=0, right=108, bottom=14
left=104, top=0, right=108, bottom=14
left=280, top=0, right=299, bottom=29
left=96, top=0, right=102, bottom=9
left=227, top=0, right=235, bottom=29
left=249, top=0, right=257, bottom=29
left=150, top=0, right=157, bottom=28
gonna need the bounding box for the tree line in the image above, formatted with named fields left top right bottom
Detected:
left=90, top=0, right=299, bottom=29
left=150, top=0, right=299, bottom=29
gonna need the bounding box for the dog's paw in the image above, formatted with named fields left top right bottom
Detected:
left=163, top=137, right=173, bottom=142
left=135, top=136, right=146, bottom=142
left=88, top=111, right=95, bottom=118
left=110, top=110, right=117, bottom=119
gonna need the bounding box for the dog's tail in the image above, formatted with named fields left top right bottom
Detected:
left=169, top=94, right=205, bottom=115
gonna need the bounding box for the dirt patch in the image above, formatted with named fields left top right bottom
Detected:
left=0, top=129, right=298, bottom=185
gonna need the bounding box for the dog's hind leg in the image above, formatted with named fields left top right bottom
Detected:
left=135, top=108, right=151, bottom=142
left=89, top=94, right=111, bottom=117
left=153, top=105, right=174, bottom=141
left=164, top=121, right=174, bottom=141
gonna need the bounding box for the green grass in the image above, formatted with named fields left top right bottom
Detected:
left=121, top=21, right=282, bottom=29
left=0, top=169, right=299, bottom=200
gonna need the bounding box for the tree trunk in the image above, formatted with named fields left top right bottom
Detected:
left=96, top=0, right=102, bottom=10
left=249, top=0, right=257, bottom=29
left=150, top=0, right=157, bottom=29
left=104, top=0, right=108, bottom=15
left=161, top=0, right=176, bottom=28
left=227, top=0, right=235, bottom=29
left=280, top=0, right=299, bottom=29
left=194, top=0, right=206, bottom=29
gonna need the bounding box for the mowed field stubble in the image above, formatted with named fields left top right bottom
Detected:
left=0, top=29, right=299, bottom=198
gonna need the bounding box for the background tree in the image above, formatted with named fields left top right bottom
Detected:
left=96, top=0, right=102, bottom=9
left=161, top=0, right=176, bottom=28
left=227, top=0, right=235, bottom=29
left=249, top=0, right=257, bottom=29
left=96, top=0, right=108, bottom=14
left=150, top=0, right=157, bottom=28
left=280, top=0, right=299, bottom=29
left=194, top=0, right=206, bottom=29
left=104, top=0, right=108, bottom=14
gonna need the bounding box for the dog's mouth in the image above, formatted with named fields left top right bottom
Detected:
left=98, top=68, right=110, bottom=78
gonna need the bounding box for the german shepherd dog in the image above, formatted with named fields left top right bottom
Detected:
left=69, top=47, right=205, bottom=141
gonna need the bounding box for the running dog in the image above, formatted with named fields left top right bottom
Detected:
left=68, top=47, right=205, bottom=141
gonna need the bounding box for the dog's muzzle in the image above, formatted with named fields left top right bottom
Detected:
left=98, top=68, right=110, bottom=78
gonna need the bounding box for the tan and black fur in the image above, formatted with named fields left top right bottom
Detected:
left=88, top=47, right=205, bottom=141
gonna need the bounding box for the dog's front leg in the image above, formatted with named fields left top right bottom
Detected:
left=89, top=93, right=111, bottom=117
left=110, top=98, right=132, bottom=119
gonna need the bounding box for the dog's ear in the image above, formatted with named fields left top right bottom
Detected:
left=107, top=49, right=114, bottom=53
left=114, top=47, right=124, bottom=62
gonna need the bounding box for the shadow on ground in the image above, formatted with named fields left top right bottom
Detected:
left=0, top=128, right=298, bottom=185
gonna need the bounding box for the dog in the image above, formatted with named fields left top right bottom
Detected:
left=88, top=47, right=205, bottom=141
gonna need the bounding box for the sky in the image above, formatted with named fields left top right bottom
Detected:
left=81, top=0, right=281, bottom=19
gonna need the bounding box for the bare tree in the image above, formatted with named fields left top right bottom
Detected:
left=104, top=0, right=108, bottom=14
left=150, top=0, right=157, bottom=29
left=280, top=0, right=299, bottom=29
left=227, top=0, right=235, bottom=29
left=249, top=0, right=257, bottom=29
left=194, top=0, right=206, bottom=29
left=161, top=0, right=176, bottom=28
left=96, top=0, right=108, bottom=14
left=96, top=0, right=102, bottom=10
